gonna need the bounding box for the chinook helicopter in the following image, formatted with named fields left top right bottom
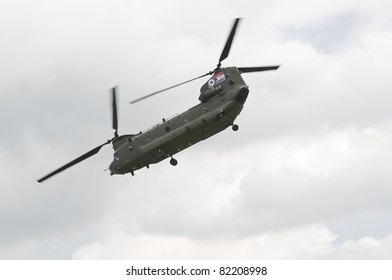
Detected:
left=37, top=18, right=279, bottom=183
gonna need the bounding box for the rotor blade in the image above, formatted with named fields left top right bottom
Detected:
left=238, top=65, right=280, bottom=73
left=37, top=140, right=111, bottom=183
left=218, top=18, right=241, bottom=67
left=112, top=86, right=118, bottom=137
left=130, top=72, right=210, bottom=104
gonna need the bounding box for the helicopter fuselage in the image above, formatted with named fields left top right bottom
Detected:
left=109, top=67, right=249, bottom=175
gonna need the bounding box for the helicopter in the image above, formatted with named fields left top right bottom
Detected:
left=37, top=18, right=279, bottom=183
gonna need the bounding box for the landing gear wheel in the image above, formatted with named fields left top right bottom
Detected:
left=232, top=124, right=239, bottom=131
left=170, top=158, right=178, bottom=166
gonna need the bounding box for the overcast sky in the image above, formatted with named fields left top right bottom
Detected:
left=1, top=0, right=392, bottom=259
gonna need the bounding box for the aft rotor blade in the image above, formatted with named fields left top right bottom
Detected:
left=238, top=65, right=280, bottom=73
left=130, top=72, right=210, bottom=104
left=218, top=18, right=241, bottom=68
left=112, top=86, right=118, bottom=137
left=37, top=141, right=111, bottom=183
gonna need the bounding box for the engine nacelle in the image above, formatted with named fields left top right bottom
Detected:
left=198, top=84, right=223, bottom=103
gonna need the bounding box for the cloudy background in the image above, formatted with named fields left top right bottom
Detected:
left=1, top=0, right=392, bottom=259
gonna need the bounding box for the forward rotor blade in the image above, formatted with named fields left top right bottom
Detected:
left=130, top=72, right=210, bottom=104
left=37, top=141, right=111, bottom=183
left=238, top=65, right=280, bottom=73
left=112, top=86, right=118, bottom=137
left=218, top=18, right=241, bottom=67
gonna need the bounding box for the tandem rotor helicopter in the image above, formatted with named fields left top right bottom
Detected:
left=37, top=18, right=280, bottom=183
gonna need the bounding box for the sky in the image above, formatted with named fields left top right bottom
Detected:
left=1, top=0, right=392, bottom=259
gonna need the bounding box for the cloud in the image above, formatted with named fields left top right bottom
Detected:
left=71, top=224, right=392, bottom=259
left=225, top=126, right=392, bottom=236
left=331, top=234, right=392, bottom=259
left=69, top=125, right=392, bottom=259
left=116, top=126, right=391, bottom=237
left=289, top=13, right=365, bottom=53
left=1, top=0, right=392, bottom=259
left=71, top=224, right=336, bottom=259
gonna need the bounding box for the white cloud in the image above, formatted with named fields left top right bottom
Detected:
left=71, top=224, right=336, bottom=259
left=334, top=234, right=392, bottom=259
left=69, top=124, right=392, bottom=259
left=71, top=224, right=392, bottom=259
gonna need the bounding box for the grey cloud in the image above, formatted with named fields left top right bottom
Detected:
left=283, top=12, right=365, bottom=53
left=2, top=0, right=392, bottom=259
